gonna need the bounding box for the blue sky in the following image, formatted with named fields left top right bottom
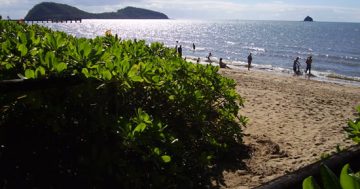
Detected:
left=1, top=0, right=360, bottom=22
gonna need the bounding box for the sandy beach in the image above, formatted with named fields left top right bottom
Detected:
left=215, top=68, right=360, bottom=188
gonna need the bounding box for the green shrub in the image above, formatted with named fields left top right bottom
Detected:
left=0, top=21, right=246, bottom=188
left=345, top=106, right=360, bottom=144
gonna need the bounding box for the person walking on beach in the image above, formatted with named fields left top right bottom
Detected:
left=247, top=53, right=253, bottom=70
left=305, top=56, right=312, bottom=75
left=178, top=45, right=182, bottom=57
left=193, top=43, right=196, bottom=51
left=207, top=52, right=212, bottom=61
left=293, top=57, right=301, bottom=75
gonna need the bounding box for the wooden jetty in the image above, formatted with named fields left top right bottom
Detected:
left=7, top=18, right=82, bottom=24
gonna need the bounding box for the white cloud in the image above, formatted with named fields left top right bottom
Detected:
left=0, top=0, right=20, bottom=5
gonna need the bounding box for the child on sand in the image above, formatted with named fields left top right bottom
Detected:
left=219, top=58, right=229, bottom=68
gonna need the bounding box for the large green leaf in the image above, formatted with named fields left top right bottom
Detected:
left=45, top=33, right=56, bottom=50
left=161, top=155, right=171, bottom=163
left=194, top=90, right=204, bottom=100
left=320, top=164, right=342, bottom=189
left=35, top=66, right=46, bottom=77
left=128, top=64, right=143, bottom=82
left=153, top=147, right=161, bottom=156
left=29, top=30, right=40, bottom=45
left=18, top=31, right=27, bottom=45
left=133, top=123, right=147, bottom=134
left=55, top=33, right=66, bottom=49
left=303, top=176, right=321, bottom=189
left=128, top=64, right=139, bottom=77
left=102, top=70, right=112, bottom=80
left=138, top=108, right=151, bottom=124
left=81, top=68, right=90, bottom=78
left=340, top=164, right=360, bottom=189
left=55, top=63, right=67, bottom=73
left=4, top=63, right=14, bottom=69
left=17, top=44, right=28, bottom=57
left=45, top=51, right=56, bottom=68
left=25, top=69, right=35, bottom=79
left=78, top=40, right=91, bottom=59
left=1, top=40, right=10, bottom=53
left=119, top=57, right=130, bottom=74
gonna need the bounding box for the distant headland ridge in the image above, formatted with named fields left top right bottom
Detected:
left=25, top=2, right=169, bottom=20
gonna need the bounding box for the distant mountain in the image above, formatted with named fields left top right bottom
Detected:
left=24, top=2, right=169, bottom=20
left=304, top=16, right=313, bottom=22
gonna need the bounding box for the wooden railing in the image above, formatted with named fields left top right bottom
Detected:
left=6, top=19, right=82, bottom=24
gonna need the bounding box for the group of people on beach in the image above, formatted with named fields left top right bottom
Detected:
left=293, top=56, right=313, bottom=75
left=175, top=41, right=196, bottom=57
left=175, top=41, right=315, bottom=75
left=210, top=52, right=253, bottom=70
left=176, top=41, right=253, bottom=70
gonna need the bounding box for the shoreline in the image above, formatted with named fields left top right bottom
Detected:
left=214, top=67, right=360, bottom=188
left=37, top=20, right=360, bottom=85
left=186, top=56, right=360, bottom=87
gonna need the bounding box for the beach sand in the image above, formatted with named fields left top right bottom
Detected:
left=216, top=68, right=360, bottom=188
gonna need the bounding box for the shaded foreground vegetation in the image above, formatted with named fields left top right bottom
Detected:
left=0, top=21, right=247, bottom=188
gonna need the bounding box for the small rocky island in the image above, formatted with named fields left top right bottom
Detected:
left=304, top=16, right=313, bottom=22
left=25, top=2, right=169, bottom=20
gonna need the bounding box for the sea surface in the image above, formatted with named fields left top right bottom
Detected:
left=39, top=19, right=360, bottom=84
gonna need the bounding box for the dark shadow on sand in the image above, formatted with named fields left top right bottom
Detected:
left=206, top=144, right=252, bottom=188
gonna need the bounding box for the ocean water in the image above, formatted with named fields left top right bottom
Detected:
left=39, top=19, right=360, bottom=83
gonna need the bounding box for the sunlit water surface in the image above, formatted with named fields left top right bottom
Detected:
left=39, top=19, right=360, bottom=83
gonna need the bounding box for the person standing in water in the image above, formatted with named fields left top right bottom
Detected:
left=193, top=43, right=196, bottom=51
left=175, top=41, right=179, bottom=53
left=305, top=56, right=313, bottom=75
left=207, top=52, right=212, bottom=61
left=293, top=57, right=300, bottom=75
left=247, top=53, right=253, bottom=70
left=178, top=45, right=182, bottom=57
